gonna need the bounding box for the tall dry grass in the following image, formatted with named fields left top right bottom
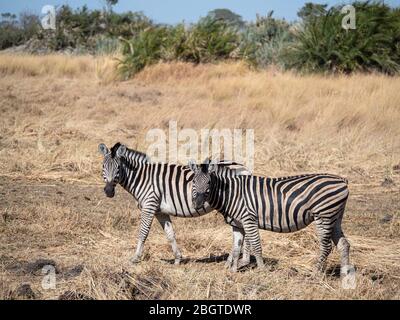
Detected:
left=0, top=55, right=399, bottom=180
left=0, top=53, right=119, bottom=84
left=0, top=55, right=399, bottom=300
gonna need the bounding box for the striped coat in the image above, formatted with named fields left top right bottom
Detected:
left=99, top=142, right=250, bottom=264
left=190, top=164, right=351, bottom=272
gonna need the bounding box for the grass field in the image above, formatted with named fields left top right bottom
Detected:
left=0, top=54, right=399, bottom=300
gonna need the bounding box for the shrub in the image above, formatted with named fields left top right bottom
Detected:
left=284, top=1, right=400, bottom=74
left=0, top=12, right=39, bottom=50
left=239, top=12, right=293, bottom=67
left=118, top=27, right=169, bottom=78
left=106, top=11, right=153, bottom=38
left=180, top=18, right=239, bottom=63
left=118, top=18, right=241, bottom=77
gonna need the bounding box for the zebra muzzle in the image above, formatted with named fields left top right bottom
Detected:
left=104, top=183, right=115, bottom=198
left=193, top=194, right=205, bottom=210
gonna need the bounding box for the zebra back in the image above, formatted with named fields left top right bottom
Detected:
left=209, top=167, right=349, bottom=233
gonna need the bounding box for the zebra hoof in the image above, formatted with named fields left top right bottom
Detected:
left=314, top=262, right=326, bottom=274
left=237, top=259, right=250, bottom=269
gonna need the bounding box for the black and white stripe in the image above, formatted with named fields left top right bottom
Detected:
left=99, top=142, right=250, bottom=264
left=189, top=162, right=350, bottom=272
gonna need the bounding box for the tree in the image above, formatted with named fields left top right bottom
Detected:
left=297, top=2, right=328, bottom=22
left=0, top=12, right=23, bottom=49
left=206, top=9, right=244, bottom=28
left=19, top=12, right=40, bottom=40
left=105, top=0, right=118, bottom=12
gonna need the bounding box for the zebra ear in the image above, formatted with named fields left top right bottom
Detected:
left=98, top=143, right=109, bottom=156
left=116, top=144, right=126, bottom=158
left=188, top=159, right=198, bottom=172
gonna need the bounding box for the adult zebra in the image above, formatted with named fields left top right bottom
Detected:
left=98, top=142, right=251, bottom=264
left=188, top=161, right=351, bottom=272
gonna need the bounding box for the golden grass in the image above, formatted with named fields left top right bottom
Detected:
left=0, top=55, right=399, bottom=300
left=0, top=53, right=119, bottom=83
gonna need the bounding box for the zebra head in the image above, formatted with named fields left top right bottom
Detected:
left=188, top=159, right=217, bottom=210
left=98, top=142, right=126, bottom=198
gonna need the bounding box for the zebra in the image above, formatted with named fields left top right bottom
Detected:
left=188, top=160, right=351, bottom=273
left=98, top=142, right=251, bottom=265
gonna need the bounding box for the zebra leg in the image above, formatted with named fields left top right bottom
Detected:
left=331, top=213, right=351, bottom=274
left=226, top=226, right=244, bottom=269
left=237, top=236, right=251, bottom=268
left=314, top=217, right=334, bottom=273
left=228, top=227, right=245, bottom=272
left=131, top=207, right=155, bottom=264
left=155, top=213, right=182, bottom=265
left=242, top=219, right=264, bottom=270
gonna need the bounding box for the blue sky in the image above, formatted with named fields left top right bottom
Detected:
left=1, top=0, right=399, bottom=23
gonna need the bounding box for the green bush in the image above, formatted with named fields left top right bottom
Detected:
left=2, top=2, right=399, bottom=77
left=106, top=11, right=153, bottom=38
left=180, top=18, right=239, bottom=63
left=118, top=27, right=169, bottom=78
left=239, top=12, right=293, bottom=67
left=284, top=1, right=400, bottom=74
left=0, top=12, right=39, bottom=50
left=17, top=6, right=153, bottom=53
left=118, top=18, right=241, bottom=77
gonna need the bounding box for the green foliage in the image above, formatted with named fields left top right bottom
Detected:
left=106, top=11, right=153, bottom=38
left=118, top=18, right=240, bottom=77
left=286, top=1, right=400, bottom=74
left=12, top=5, right=153, bottom=53
left=206, top=9, right=245, bottom=28
left=181, top=18, right=239, bottom=63
left=239, top=12, right=293, bottom=67
left=297, top=3, right=328, bottom=22
left=1, top=2, right=400, bottom=77
left=0, top=12, right=39, bottom=49
left=118, top=27, right=169, bottom=78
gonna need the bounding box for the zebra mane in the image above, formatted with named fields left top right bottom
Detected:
left=110, top=142, right=148, bottom=161
left=110, top=142, right=121, bottom=158
left=124, top=146, right=148, bottom=159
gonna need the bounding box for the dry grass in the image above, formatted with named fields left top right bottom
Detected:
left=0, top=55, right=399, bottom=300
left=0, top=53, right=119, bottom=83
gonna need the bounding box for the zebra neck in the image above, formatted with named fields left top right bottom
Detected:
left=124, top=148, right=148, bottom=166
left=209, top=174, right=229, bottom=212
left=119, top=149, right=149, bottom=193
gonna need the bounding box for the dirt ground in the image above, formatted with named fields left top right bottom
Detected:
left=0, top=56, right=399, bottom=299
left=0, top=170, right=399, bottom=300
